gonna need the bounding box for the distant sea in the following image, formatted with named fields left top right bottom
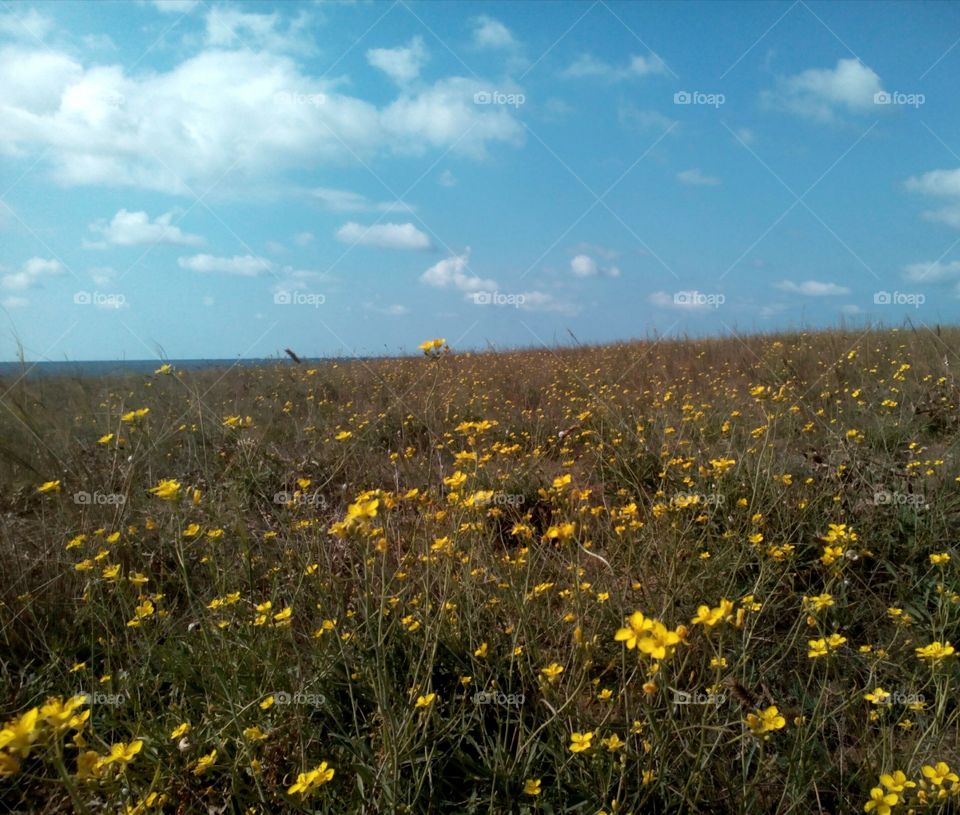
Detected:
left=0, top=358, right=301, bottom=379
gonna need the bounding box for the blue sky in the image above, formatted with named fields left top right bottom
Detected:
left=2, top=0, right=960, bottom=361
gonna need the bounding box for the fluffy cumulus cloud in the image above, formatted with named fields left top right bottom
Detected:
left=677, top=168, right=720, bottom=186
left=178, top=254, right=272, bottom=276
left=366, top=37, right=428, bottom=84
left=420, top=250, right=497, bottom=292
left=0, top=45, right=524, bottom=194
left=1, top=257, right=66, bottom=291
left=204, top=7, right=314, bottom=54
left=86, top=209, right=204, bottom=248
left=774, top=280, right=851, bottom=296
left=562, top=53, right=666, bottom=80
left=762, top=58, right=885, bottom=121
left=336, top=222, right=431, bottom=251
left=570, top=254, right=620, bottom=278
left=906, top=168, right=960, bottom=228
left=471, top=16, right=516, bottom=49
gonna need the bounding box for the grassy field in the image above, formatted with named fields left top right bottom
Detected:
left=3, top=327, right=960, bottom=813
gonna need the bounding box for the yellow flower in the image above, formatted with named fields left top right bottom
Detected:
left=540, top=663, right=564, bottom=683
left=746, top=706, right=786, bottom=736
left=864, top=787, right=898, bottom=814
left=40, top=695, right=89, bottom=732
left=0, top=708, right=40, bottom=757
left=808, top=638, right=829, bottom=658
left=930, top=552, right=950, bottom=565
left=691, top=598, right=734, bottom=627
left=863, top=688, right=890, bottom=705
left=544, top=522, right=576, bottom=542
left=916, top=641, right=955, bottom=663
left=97, top=433, right=114, bottom=445
left=243, top=726, right=269, bottom=742
left=569, top=731, right=593, bottom=753
left=418, top=338, right=447, bottom=355
left=148, top=479, right=181, bottom=500
left=127, top=599, right=155, bottom=627
left=415, top=693, right=436, bottom=709
left=922, top=761, right=959, bottom=786
left=170, top=722, right=190, bottom=739
left=614, top=611, right=652, bottom=650
left=287, top=761, right=334, bottom=797
left=37, top=480, right=61, bottom=494
left=97, top=739, right=143, bottom=769
left=879, top=770, right=915, bottom=793
left=602, top=734, right=624, bottom=752
left=192, top=749, right=217, bottom=776
left=523, top=778, right=542, bottom=796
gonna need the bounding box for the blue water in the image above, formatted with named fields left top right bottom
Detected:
left=0, top=358, right=301, bottom=379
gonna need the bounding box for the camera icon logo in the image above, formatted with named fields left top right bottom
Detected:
left=473, top=91, right=492, bottom=105
left=473, top=291, right=492, bottom=305
left=73, top=291, right=92, bottom=305
left=674, top=90, right=692, bottom=105
left=874, top=291, right=892, bottom=305
left=873, top=91, right=892, bottom=105
left=274, top=290, right=292, bottom=305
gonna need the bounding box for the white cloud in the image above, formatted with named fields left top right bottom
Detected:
left=86, top=209, right=203, bottom=248
left=336, top=222, right=431, bottom=251
left=734, top=127, right=756, bottom=145
left=381, top=76, right=524, bottom=158
left=906, top=168, right=960, bottom=197
left=903, top=260, right=960, bottom=283
left=2, top=295, right=29, bottom=309
left=471, top=16, right=516, bottom=49
left=307, top=187, right=413, bottom=214
left=367, top=36, right=427, bottom=84
left=420, top=249, right=497, bottom=292
left=905, top=169, right=960, bottom=228
left=293, top=231, right=314, bottom=246
left=677, top=168, right=720, bottom=186
left=516, top=290, right=579, bottom=315
left=204, top=7, right=313, bottom=54
left=570, top=253, right=620, bottom=278
left=178, top=254, right=272, bottom=276
left=1, top=257, right=65, bottom=291
left=762, top=58, right=885, bottom=122
left=0, top=8, right=54, bottom=40
left=438, top=169, right=457, bottom=187
left=774, top=280, right=851, bottom=296
left=0, top=47, right=524, bottom=194
left=562, top=52, right=666, bottom=80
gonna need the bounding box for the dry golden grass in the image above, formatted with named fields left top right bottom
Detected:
left=2, top=326, right=960, bottom=813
